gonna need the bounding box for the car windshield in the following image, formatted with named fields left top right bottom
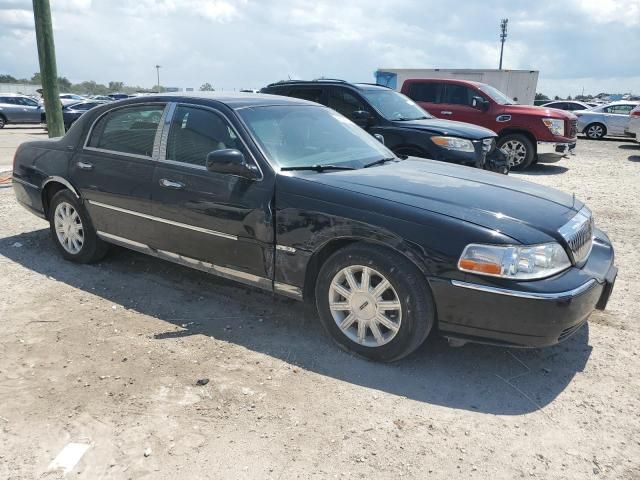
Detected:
left=478, top=84, right=516, bottom=105
left=238, top=105, right=395, bottom=169
left=359, top=89, right=431, bottom=121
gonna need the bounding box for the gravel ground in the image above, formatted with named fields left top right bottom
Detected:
left=1, top=128, right=639, bottom=479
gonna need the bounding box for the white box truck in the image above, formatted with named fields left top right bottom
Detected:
left=375, top=69, right=539, bottom=106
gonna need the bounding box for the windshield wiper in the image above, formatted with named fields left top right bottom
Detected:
left=393, top=116, right=430, bottom=121
left=363, top=157, right=398, bottom=168
left=280, top=164, right=355, bottom=172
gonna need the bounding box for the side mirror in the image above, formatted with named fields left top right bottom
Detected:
left=373, top=133, right=385, bottom=145
left=472, top=96, right=489, bottom=111
left=205, top=149, right=256, bottom=179
left=351, top=110, right=373, bottom=127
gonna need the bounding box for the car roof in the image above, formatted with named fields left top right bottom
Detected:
left=0, top=93, right=32, bottom=97
left=264, top=79, right=392, bottom=92
left=113, top=91, right=318, bottom=109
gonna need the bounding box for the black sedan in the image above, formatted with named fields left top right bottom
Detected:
left=41, top=100, right=109, bottom=130
left=12, top=93, right=616, bottom=362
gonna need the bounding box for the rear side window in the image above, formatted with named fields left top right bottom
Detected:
left=604, top=104, right=634, bottom=114
left=288, top=88, right=324, bottom=104
left=87, top=105, right=164, bottom=157
left=166, top=106, right=242, bottom=167
left=407, top=82, right=440, bottom=103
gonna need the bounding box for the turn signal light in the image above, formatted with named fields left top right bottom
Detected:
left=458, top=259, right=502, bottom=275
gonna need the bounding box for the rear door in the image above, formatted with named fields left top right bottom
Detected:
left=404, top=81, right=442, bottom=117
left=14, top=96, right=42, bottom=122
left=70, top=103, right=167, bottom=246
left=602, top=104, right=635, bottom=134
left=150, top=103, right=274, bottom=282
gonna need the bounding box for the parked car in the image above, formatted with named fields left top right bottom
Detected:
left=42, top=101, right=109, bottom=130
left=0, top=93, right=44, bottom=128
left=262, top=80, right=509, bottom=174
left=627, top=104, right=640, bottom=142
left=541, top=100, right=592, bottom=112
left=401, top=79, right=578, bottom=170
left=59, top=93, right=87, bottom=106
left=575, top=101, right=640, bottom=139
left=107, top=93, right=131, bottom=100
left=89, top=95, right=113, bottom=101
left=11, top=93, right=616, bottom=361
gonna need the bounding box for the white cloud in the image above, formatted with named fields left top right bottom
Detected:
left=0, top=0, right=638, bottom=96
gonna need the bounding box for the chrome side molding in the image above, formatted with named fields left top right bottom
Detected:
left=88, top=200, right=237, bottom=240
left=96, top=231, right=303, bottom=300
left=451, top=279, right=598, bottom=300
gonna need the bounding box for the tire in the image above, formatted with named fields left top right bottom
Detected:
left=48, top=189, right=108, bottom=263
left=497, top=134, right=535, bottom=170
left=584, top=123, right=606, bottom=140
left=315, top=243, right=435, bottom=362
left=0, top=115, right=6, bottom=129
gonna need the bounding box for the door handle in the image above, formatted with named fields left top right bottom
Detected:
left=441, top=111, right=453, bottom=115
left=76, top=161, right=93, bottom=170
left=159, top=178, right=185, bottom=189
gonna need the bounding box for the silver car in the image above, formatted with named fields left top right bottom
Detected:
left=576, top=101, right=640, bottom=139
left=0, top=93, right=43, bottom=128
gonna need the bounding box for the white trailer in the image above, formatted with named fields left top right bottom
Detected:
left=375, top=69, right=539, bottom=105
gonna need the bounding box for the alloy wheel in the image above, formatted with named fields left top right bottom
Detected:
left=328, top=265, right=402, bottom=347
left=500, top=140, right=527, bottom=167
left=587, top=124, right=604, bottom=139
left=54, top=201, right=84, bottom=254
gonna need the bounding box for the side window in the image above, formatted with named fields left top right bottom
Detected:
left=87, top=105, right=164, bottom=157
left=605, top=105, right=634, bottom=114
left=442, top=84, right=476, bottom=106
left=166, top=106, right=242, bottom=167
left=327, top=88, right=368, bottom=119
left=407, top=83, right=439, bottom=103
left=288, top=88, right=324, bottom=104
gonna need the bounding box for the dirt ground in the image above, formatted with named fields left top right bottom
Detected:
left=1, top=127, right=639, bottom=479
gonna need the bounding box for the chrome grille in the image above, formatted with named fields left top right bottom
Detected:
left=559, top=207, right=593, bottom=265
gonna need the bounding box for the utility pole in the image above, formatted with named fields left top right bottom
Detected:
left=499, top=18, right=508, bottom=70
left=155, top=65, right=161, bottom=91
left=32, top=0, right=64, bottom=138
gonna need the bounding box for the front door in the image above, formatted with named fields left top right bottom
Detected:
left=439, top=83, right=490, bottom=128
left=150, top=104, right=274, bottom=282
left=70, top=103, right=167, bottom=247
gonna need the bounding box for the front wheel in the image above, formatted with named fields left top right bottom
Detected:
left=497, top=134, right=535, bottom=170
left=315, top=243, right=434, bottom=362
left=48, top=189, right=109, bottom=263
left=585, top=123, right=606, bottom=140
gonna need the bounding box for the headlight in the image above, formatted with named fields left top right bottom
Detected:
left=431, top=136, right=475, bottom=152
left=458, top=243, right=571, bottom=280
left=542, top=118, right=565, bottom=136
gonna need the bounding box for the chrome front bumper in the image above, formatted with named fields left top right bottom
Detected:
left=537, top=141, right=576, bottom=162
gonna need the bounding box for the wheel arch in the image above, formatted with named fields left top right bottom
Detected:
left=302, top=236, right=433, bottom=302
left=41, top=177, right=80, bottom=218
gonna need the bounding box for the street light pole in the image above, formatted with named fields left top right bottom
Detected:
left=32, top=0, right=65, bottom=138
left=155, top=65, right=161, bottom=91
left=499, top=18, right=508, bottom=70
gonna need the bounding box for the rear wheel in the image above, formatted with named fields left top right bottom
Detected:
left=315, top=243, right=434, bottom=362
left=0, top=115, right=6, bottom=129
left=48, top=189, right=108, bottom=263
left=585, top=123, right=606, bottom=140
left=497, top=134, right=534, bottom=170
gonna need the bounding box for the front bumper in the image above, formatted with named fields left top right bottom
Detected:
left=432, top=229, right=616, bottom=348
left=537, top=141, right=576, bottom=162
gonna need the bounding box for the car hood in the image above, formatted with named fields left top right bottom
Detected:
left=501, top=104, right=577, bottom=120
left=392, top=118, right=496, bottom=139
left=282, top=159, right=582, bottom=244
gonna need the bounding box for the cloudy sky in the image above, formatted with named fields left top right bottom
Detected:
left=1, top=0, right=639, bottom=97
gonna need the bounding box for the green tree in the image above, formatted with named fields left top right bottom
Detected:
left=58, top=76, right=72, bottom=92
left=108, top=81, right=124, bottom=92
left=31, top=72, right=42, bottom=84
left=0, top=74, right=18, bottom=83
left=535, top=92, right=549, bottom=101
left=554, top=95, right=561, bottom=100
left=199, top=82, right=214, bottom=91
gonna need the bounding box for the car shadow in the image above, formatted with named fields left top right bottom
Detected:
left=619, top=144, right=639, bottom=150
left=579, top=135, right=636, bottom=143
left=0, top=228, right=593, bottom=416
left=628, top=155, right=640, bottom=162
left=515, top=164, right=569, bottom=176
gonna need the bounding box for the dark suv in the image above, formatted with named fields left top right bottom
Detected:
left=261, top=80, right=508, bottom=173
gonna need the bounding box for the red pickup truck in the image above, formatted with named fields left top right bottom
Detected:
left=401, top=78, right=577, bottom=169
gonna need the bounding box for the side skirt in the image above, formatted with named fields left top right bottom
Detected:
left=96, top=231, right=303, bottom=300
